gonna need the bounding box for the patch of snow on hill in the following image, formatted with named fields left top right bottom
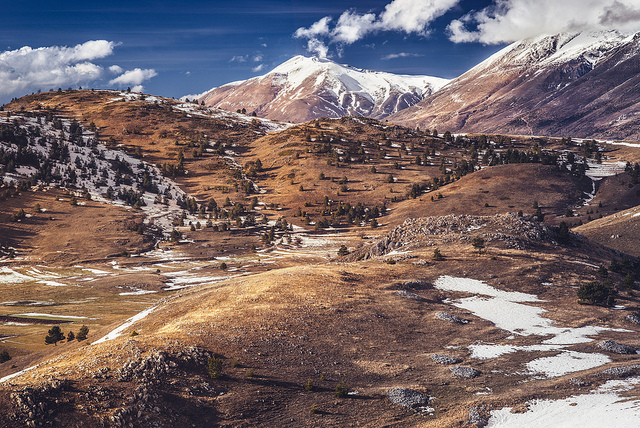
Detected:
left=435, top=276, right=629, bottom=378
left=487, top=377, right=640, bottom=428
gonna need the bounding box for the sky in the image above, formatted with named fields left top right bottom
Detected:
left=1, top=0, right=640, bottom=104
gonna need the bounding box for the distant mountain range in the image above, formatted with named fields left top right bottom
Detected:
left=188, top=55, right=449, bottom=123
left=390, top=31, right=640, bottom=140
left=187, top=31, right=640, bottom=140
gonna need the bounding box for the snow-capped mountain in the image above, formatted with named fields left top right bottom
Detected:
left=390, top=30, right=640, bottom=140
left=190, top=56, right=450, bottom=123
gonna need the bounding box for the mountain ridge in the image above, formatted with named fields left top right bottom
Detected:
left=189, top=55, right=450, bottom=123
left=389, top=30, right=640, bottom=140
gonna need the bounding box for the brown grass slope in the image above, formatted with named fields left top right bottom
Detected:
left=1, top=220, right=639, bottom=427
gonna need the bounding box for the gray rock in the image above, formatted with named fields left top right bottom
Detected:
left=602, top=364, right=640, bottom=377
left=626, top=313, right=640, bottom=325
left=450, top=366, right=481, bottom=378
left=395, top=290, right=425, bottom=301
left=597, top=340, right=638, bottom=354
left=387, top=388, right=428, bottom=408
left=467, top=405, right=488, bottom=427
left=431, top=354, right=462, bottom=365
left=435, top=311, right=469, bottom=324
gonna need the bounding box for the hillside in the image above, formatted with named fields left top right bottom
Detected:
left=192, top=55, right=449, bottom=123
left=390, top=31, right=640, bottom=141
left=1, top=90, right=640, bottom=427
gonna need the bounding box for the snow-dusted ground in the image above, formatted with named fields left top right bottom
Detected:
left=434, top=276, right=630, bottom=378
left=91, top=305, right=156, bottom=345
left=487, top=377, right=640, bottom=427
left=0, top=113, right=190, bottom=232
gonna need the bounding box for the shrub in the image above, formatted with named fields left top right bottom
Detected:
left=304, top=379, right=315, bottom=391
left=577, top=281, right=615, bottom=306
left=246, top=369, right=254, bottom=377
left=309, top=404, right=318, bottom=414
left=207, top=356, right=223, bottom=379
left=335, top=380, right=349, bottom=398
left=337, top=245, right=349, bottom=256
left=472, top=237, right=485, bottom=253
left=0, top=350, right=11, bottom=363
left=432, top=248, right=444, bottom=261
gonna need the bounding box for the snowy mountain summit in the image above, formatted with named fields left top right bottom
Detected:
left=390, top=30, right=640, bottom=140
left=191, top=55, right=450, bottom=123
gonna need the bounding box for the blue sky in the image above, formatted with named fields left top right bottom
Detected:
left=1, top=0, right=638, bottom=103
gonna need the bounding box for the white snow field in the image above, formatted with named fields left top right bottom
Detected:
left=487, top=377, right=640, bottom=427
left=434, top=276, right=629, bottom=378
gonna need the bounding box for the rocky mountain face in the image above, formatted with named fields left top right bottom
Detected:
left=390, top=31, right=640, bottom=141
left=192, top=55, right=449, bottom=123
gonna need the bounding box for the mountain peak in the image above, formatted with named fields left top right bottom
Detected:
left=193, top=56, right=450, bottom=123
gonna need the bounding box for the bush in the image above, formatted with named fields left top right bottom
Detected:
left=432, top=248, right=444, bottom=261
left=335, top=380, right=349, bottom=398
left=577, top=281, right=615, bottom=306
left=207, top=356, right=223, bottom=379
left=337, top=245, right=349, bottom=256
left=304, top=379, right=315, bottom=391
left=0, top=350, right=11, bottom=363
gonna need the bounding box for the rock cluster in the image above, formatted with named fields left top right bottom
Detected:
left=596, top=340, right=637, bottom=354
left=365, top=213, right=558, bottom=258
left=435, top=311, right=469, bottom=324
left=431, top=354, right=462, bottom=365
left=626, top=313, right=640, bottom=325
left=394, top=290, right=425, bottom=301
left=9, top=378, right=69, bottom=427
left=450, top=366, right=481, bottom=378
left=467, top=405, right=489, bottom=427
left=387, top=388, right=428, bottom=408
left=602, top=364, right=640, bottom=377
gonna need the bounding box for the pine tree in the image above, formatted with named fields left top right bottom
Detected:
left=45, top=326, right=65, bottom=346
left=76, top=325, right=89, bottom=341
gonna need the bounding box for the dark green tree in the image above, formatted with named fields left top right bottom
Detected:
left=76, top=325, right=89, bottom=341
left=577, top=281, right=615, bottom=306
left=67, top=331, right=75, bottom=342
left=45, top=326, right=65, bottom=346
left=472, top=236, right=485, bottom=253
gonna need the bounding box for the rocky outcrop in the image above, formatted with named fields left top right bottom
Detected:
left=363, top=213, right=558, bottom=259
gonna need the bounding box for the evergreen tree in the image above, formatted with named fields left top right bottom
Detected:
left=76, top=325, right=89, bottom=341
left=45, top=326, right=65, bottom=346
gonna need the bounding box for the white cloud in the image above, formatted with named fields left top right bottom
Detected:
left=108, top=68, right=157, bottom=87
left=294, top=0, right=459, bottom=57
left=294, top=16, right=332, bottom=39
left=0, top=40, right=115, bottom=97
left=131, top=85, right=145, bottom=93
left=381, top=52, right=424, bottom=60
left=252, top=64, right=265, bottom=72
left=109, top=65, right=124, bottom=74
left=307, top=39, right=330, bottom=59
left=253, top=54, right=263, bottom=62
left=448, top=0, right=640, bottom=44
left=230, top=55, right=247, bottom=63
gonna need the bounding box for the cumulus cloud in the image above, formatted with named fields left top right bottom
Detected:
left=381, top=52, right=424, bottom=60
left=108, top=68, right=157, bottom=87
left=0, top=40, right=115, bottom=97
left=448, top=0, right=640, bottom=44
left=109, top=65, right=124, bottom=74
left=294, top=0, right=460, bottom=58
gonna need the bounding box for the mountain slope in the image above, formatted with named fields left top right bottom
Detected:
left=390, top=31, right=640, bottom=140
left=192, top=55, right=449, bottom=123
